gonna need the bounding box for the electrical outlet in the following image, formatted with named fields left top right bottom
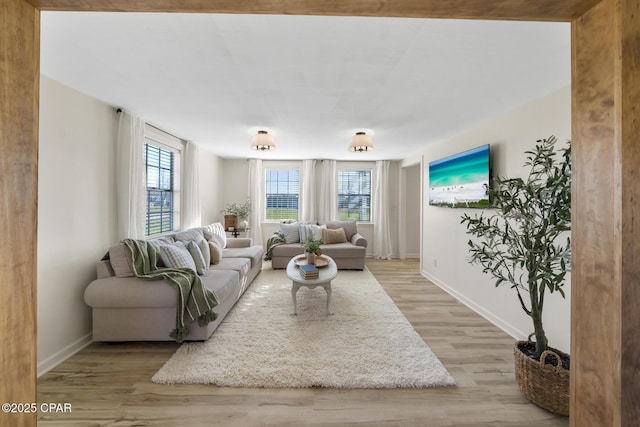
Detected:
left=433, top=258, right=438, bottom=268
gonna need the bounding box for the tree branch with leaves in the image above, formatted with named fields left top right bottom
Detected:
left=460, top=136, right=571, bottom=359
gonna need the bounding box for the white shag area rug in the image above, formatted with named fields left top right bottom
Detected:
left=152, top=266, right=456, bottom=388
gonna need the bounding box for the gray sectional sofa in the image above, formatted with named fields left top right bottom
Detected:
left=84, top=223, right=263, bottom=341
left=268, top=220, right=367, bottom=270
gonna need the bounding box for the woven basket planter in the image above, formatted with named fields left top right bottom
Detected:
left=514, top=339, right=570, bottom=416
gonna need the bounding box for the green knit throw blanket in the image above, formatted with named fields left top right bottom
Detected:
left=123, top=239, right=218, bottom=342
left=264, top=231, right=286, bottom=261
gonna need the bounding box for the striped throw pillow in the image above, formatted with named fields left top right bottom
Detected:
left=187, top=240, right=208, bottom=275
left=299, top=224, right=326, bottom=243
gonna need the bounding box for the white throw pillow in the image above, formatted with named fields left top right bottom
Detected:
left=314, top=224, right=327, bottom=240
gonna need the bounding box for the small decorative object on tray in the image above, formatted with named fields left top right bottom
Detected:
left=299, top=264, right=319, bottom=279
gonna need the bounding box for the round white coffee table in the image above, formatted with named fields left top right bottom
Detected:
left=286, top=255, right=338, bottom=315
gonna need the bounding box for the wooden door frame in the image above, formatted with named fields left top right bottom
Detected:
left=3, top=0, right=637, bottom=425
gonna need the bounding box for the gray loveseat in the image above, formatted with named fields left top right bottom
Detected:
left=268, top=220, right=367, bottom=270
left=84, top=223, right=263, bottom=341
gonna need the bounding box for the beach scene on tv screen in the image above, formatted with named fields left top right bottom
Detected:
left=429, top=145, right=490, bottom=208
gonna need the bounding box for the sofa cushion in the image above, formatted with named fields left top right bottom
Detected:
left=270, top=241, right=366, bottom=260
left=202, top=227, right=212, bottom=241
left=322, top=227, right=347, bottom=244
left=200, top=269, right=240, bottom=304
left=108, top=242, right=134, bottom=277
left=320, top=242, right=366, bottom=258
left=85, top=269, right=239, bottom=309
left=173, top=228, right=204, bottom=243
left=324, top=220, right=358, bottom=241
left=158, top=242, right=197, bottom=274
left=207, top=222, right=228, bottom=248
left=84, top=276, right=175, bottom=308
left=210, top=257, right=251, bottom=294
left=223, top=245, right=263, bottom=268
left=225, top=238, right=252, bottom=248
left=280, top=222, right=300, bottom=243
left=269, top=243, right=305, bottom=258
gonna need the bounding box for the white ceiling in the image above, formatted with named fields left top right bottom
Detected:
left=40, top=12, right=570, bottom=161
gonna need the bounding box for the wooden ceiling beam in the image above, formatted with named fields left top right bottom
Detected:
left=25, top=0, right=600, bottom=22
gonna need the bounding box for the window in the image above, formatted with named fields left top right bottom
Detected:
left=144, top=143, right=174, bottom=235
left=338, top=170, right=371, bottom=221
left=265, top=168, right=300, bottom=220
left=144, top=126, right=182, bottom=236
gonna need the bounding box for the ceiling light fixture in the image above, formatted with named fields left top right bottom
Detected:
left=251, top=130, right=275, bottom=151
left=349, top=131, right=373, bottom=152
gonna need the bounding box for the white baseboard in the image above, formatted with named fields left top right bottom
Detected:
left=365, top=254, right=419, bottom=259
left=37, top=332, right=93, bottom=378
left=422, top=270, right=526, bottom=340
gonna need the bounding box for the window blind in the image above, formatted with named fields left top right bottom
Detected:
left=338, top=170, right=371, bottom=221
left=145, top=142, right=174, bottom=236
left=265, top=169, right=300, bottom=220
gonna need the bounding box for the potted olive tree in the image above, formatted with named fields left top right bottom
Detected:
left=460, top=136, right=571, bottom=416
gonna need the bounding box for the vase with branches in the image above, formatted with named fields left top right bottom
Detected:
left=225, top=198, right=251, bottom=220
left=224, top=199, right=251, bottom=231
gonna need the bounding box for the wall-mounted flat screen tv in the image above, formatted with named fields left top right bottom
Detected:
left=429, top=144, right=490, bottom=208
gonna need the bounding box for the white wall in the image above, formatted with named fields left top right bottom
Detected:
left=221, top=159, right=251, bottom=221
left=37, top=77, right=224, bottom=375
left=37, top=76, right=118, bottom=375
left=403, top=164, right=421, bottom=258
left=386, top=161, right=401, bottom=258
left=199, top=149, right=224, bottom=224
left=416, top=86, right=571, bottom=352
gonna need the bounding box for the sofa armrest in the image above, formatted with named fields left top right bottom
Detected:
left=226, top=237, right=253, bottom=248
left=96, top=260, right=115, bottom=279
left=351, top=232, right=368, bottom=248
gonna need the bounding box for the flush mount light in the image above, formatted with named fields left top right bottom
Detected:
left=251, top=130, right=275, bottom=151
left=349, top=131, right=373, bottom=152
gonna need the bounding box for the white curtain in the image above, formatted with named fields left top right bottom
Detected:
left=116, top=111, right=146, bottom=240
left=373, top=160, right=393, bottom=259
left=248, top=159, right=264, bottom=247
left=182, top=141, right=201, bottom=230
left=318, top=159, right=337, bottom=221
left=299, top=159, right=317, bottom=221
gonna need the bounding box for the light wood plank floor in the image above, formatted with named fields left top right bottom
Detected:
left=37, top=259, right=568, bottom=426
